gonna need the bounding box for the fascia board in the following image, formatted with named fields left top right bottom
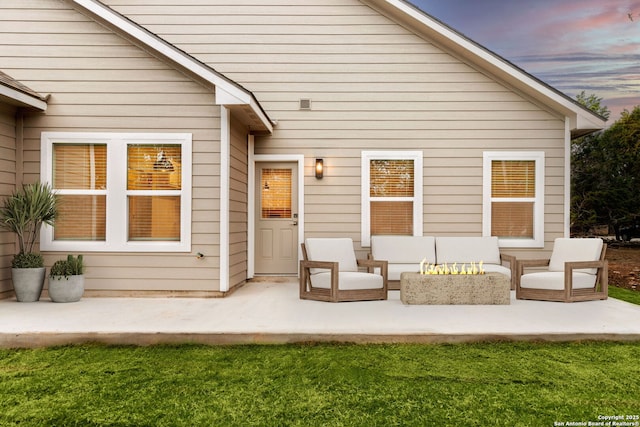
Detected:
left=69, top=0, right=273, bottom=133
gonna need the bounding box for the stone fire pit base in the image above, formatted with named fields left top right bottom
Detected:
left=400, top=272, right=511, bottom=305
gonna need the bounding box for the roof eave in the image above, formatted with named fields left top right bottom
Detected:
left=0, top=83, right=48, bottom=111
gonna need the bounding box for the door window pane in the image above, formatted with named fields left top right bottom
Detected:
left=261, top=168, right=292, bottom=219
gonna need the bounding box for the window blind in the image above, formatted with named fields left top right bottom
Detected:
left=53, top=144, right=107, bottom=241
left=370, top=160, right=414, bottom=197
left=370, top=160, right=414, bottom=236
left=491, top=160, right=535, bottom=238
left=53, top=143, right=107, bottom=190
left=491, top=160, right=535, bottom=198
left=261, top=168, right=292, bottom=219
left=370, top=201, right=413, bottom=235
left=127, top=144, right=182, bottom=241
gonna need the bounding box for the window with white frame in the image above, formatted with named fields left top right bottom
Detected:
left=41, top=132, right=192, bottom=252
left=483, top=151, right=544, bottom=248
left=361, top=151, right=423, bottom=247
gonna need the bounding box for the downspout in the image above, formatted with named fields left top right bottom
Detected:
left=564, top=117, right=571, bottom=238
left=219, top=106, right=230, bottom=292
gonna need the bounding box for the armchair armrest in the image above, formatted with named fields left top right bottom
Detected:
left=300, top=260, right=338, bottom=278
left=565, top=260, right=607, bottom=270
left=517, top=258, right=551, bottom=270
left=564, top=260, right=608, bottom=297
left=357, top=258, right=387, bottom=269
left=299, top=260, right=339, bottom=294
left=301, top=260, right=338, bottom=270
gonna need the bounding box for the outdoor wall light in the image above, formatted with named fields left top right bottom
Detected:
left=315, top=158, right=324, bottom=179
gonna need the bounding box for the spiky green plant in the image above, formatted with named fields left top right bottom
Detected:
left=0, top=182, right=59, bottom=257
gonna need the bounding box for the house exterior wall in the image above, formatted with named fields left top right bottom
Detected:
left=0, top=0, right=225, bottom=293
left=102, top=0, right=567, bottom=259
left=0, top=104, right=17, bottom=295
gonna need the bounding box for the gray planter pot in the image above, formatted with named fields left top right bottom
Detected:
left=48, top=275, right=84, bottom=303
left=11, top=268, right=46, bottom=302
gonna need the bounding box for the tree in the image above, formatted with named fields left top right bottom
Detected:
left=571, top=105, right=640, bottom=236
left=575, top=91, right=610, bottom=120
left=570, top=92, right=609, bottom=233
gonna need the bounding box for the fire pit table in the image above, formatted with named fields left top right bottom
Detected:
left=400, top=272, right=511, bottom=305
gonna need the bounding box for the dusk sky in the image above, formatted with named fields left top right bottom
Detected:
left=408, top=0, right=640, bottom=123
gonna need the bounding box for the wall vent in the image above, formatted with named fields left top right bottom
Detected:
left=299, top=98, right=311, bottom=110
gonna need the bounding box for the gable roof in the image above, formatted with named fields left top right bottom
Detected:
left=68, top=0, right=273, bottom=134
left=0, top=70, right=48, bottom=111
left=364, top=0, right=606, bottom=138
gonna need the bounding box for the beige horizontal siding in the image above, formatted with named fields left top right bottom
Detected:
left=0, top=0, right=224, bottom=292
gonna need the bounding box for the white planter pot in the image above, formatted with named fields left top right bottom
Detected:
left=48, top=275, right=84, bottom=303
left=11, top=268, right=46, bottom=302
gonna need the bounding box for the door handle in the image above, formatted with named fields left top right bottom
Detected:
left=292, top=220, right=298, bottom=226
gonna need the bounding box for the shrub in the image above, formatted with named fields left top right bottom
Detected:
left=50, top=255, right=84, bottom=278
left=11, top=252, right=44, bottom=269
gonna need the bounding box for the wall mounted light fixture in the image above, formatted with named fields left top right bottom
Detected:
left=315, top=158, right=324, bottom=179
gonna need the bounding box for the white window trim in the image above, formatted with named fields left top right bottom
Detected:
left=361, top=150, right=423, bottom=247
left=41, top=132, right=192, bottom=252
left=482, top=151, right=545, bottom=248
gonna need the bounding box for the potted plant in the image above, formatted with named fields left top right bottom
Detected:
left=48, top=254, right=84, bottom=303
left=0, top=182, right=58, bottom=302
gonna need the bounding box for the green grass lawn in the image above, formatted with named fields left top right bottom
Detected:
left=609, top=285, right=640, bottom=305
left=1, top=342, right=639, bottom=426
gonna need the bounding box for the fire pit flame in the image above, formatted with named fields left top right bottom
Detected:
left=419, top=258, right=484, bottom=275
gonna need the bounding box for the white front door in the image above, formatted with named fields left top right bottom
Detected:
left=255, top=162, right=298, bottom=274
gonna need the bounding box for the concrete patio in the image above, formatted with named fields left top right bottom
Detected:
left=2, top=279, right=640, bottom=347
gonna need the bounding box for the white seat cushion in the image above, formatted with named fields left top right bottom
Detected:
left=371, top=235, right=436, bottom=264
left=520, top=271, right=596, bottom=290
left=548, top=238, right=603, bottom=274
left=305, top=238, right=358, bottom=272
left=310, top=271, right=384, bottom=290
left=435, top=236, right=501, bottom=265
